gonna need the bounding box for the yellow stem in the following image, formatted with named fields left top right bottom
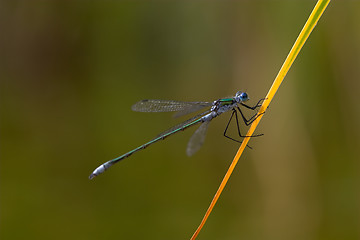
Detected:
left=190, top=0, right=331, bottom=239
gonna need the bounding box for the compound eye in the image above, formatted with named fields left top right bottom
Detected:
left=240, top=92, right=248, bottom=100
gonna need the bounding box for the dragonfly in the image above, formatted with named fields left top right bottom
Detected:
left=89, top=91, right=264, bottom=179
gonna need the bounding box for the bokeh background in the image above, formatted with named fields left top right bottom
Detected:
left=1, top=1, right=359, bottom=240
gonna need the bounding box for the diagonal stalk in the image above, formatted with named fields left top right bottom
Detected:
left=190, top=0, right=331, bottom=239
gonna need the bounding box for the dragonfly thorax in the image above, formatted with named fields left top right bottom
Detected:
left=205, top=99, right=238, bottom=122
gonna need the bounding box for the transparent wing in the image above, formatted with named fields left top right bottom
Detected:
left=132, top=100, right=212, bottom=115
left=186, top=120, right=210, bottom=156
left=173, top=103, right=212, bottom=118
left=156, top=110, right=210, bottom=137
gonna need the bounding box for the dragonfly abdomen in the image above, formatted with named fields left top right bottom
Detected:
left=89, top=117, right=203, bottom=179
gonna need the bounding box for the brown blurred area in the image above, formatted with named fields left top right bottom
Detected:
left=1, top=1, right=359, bottom=240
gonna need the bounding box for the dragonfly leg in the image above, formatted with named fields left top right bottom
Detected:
left=235, top=107, right=264, bottom=138
left=234, top=109, right=263, bottom=137
left=223, top=110, right=253, bottom=149
left=223, top=110, right=243, bottom=143
left=237, top=98, right=266, bottom=126
left=237, top=105, right=265, bottom=127
left=241, top=98, right=266, bottom=110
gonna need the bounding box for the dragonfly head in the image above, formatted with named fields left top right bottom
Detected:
left=235, top=91, right=249, bottom=103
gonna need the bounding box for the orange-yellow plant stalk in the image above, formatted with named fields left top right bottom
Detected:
left=190, top=0, right=331, bottom=239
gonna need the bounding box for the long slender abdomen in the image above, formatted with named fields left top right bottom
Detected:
left=89, top=118, right=203, bottom=179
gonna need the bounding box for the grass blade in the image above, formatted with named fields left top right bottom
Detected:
left=190, top=0, right=331, bottom=239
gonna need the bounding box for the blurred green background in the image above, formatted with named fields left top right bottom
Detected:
left=1, top=1, right=359, bottom=240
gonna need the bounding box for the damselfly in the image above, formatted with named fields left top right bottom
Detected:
left=89, top=91, right=264, bottom=179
